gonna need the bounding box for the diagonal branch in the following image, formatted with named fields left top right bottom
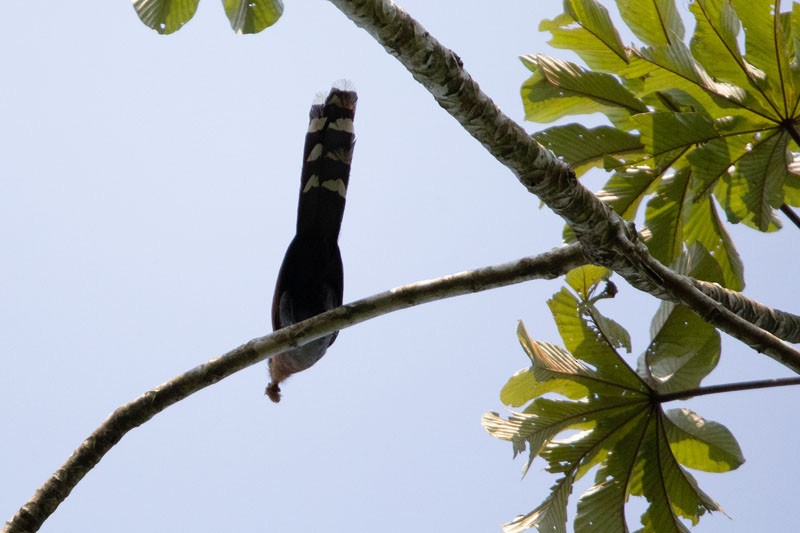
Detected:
left=2, top=245, right=586, bottom=533
left=692, top=279, right=800, bottom=342
left=326, top=0, right=800, bottom=366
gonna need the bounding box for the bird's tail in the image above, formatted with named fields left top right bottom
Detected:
left=295, top=87, right=357, bottom=242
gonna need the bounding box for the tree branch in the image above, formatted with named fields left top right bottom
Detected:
left=2, top=246, right=585, bottom=533
left=325, top=0, right=800, bottom=366
left=657, top=376, right=800, bottom=403
left=692, top=279, right=800, bottom=343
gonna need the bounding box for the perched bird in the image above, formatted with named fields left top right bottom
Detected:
left=266, top=86, right=357, bottom=403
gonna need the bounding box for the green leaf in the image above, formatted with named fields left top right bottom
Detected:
left=596, top=168, right=659, bottom=220
left=735, top=129, right=790, bottom=230
left=566, top=266, right=631, bottom=354
left=511, top=324, right=601, bottom=403
left=573, top=409, right=651, bottom=532
left=635, top=415, right=721, bottom=531
left=482, top=409, right=566, bottom=476
left=499, top=472, right=575, bottom=533
left=132, top=0, right=199, bottom=34
left=539, top=0, right=629, bottom=73
left=223, top=0, right=283, bottom=34
left=521, top=54, right=648, bottom=125
left=626, top=40, right=746, bottom=103
left=488, top=290, right=729, bottom=531
left=676, top=241, right=725, bottom=285
left=790, top=5, right=800, bottom=100
left=732, top=0, right=797, bottom=117
left=549, top=288, right=646, bottom=391
left=617, top=0, right=685, bottom=47
left=637, top=245, right=722, bottom=392
left=565, top=265, right=610, bottom=300
left=715, top=129, right=789, bottom=231
left=586, top=304, right=632, bottom=354
left=634, top=112, right=717, bottom=157
left=686, top=133, right=753, bottom=199
left=688, top=0, right=775, bottom=115
left=684, top=197, right=745, bottom=290
left=665, top=408, right=745, bottom=473
left=499, top=368, right=539, bottom=408
left=534, top=124, right=643, bottom=177
left=640, top=301, right=720, bottom=394
left=643, top=167, right=692, bottom=265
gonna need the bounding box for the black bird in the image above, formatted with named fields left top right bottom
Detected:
left=266, top=87, right=357, bottom=403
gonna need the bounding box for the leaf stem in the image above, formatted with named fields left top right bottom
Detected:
left=780, top=204, right=800, bottom=229
left=657, top=376, right=800, bottom=403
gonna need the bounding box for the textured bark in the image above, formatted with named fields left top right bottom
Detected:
left=326, top=0, right=800, bottom=361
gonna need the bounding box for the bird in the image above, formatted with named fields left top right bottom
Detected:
left=266, top=86, right=357, bottom=403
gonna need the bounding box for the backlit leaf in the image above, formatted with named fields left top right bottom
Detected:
left=223, top=0, right=283, bottom=34
left=521, top=54, right=648, bottom=125
left=665, top=408, right=745, bottom=473
left=132, top=0, right=199, bottom=34
left=617, top=0, right=685, bottom=47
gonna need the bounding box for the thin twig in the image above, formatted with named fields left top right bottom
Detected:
left=658, top=376, right=800, bottom=403
left=780, top=204, right=800, bottom=229
left=2, top=246, right=586, bottom=533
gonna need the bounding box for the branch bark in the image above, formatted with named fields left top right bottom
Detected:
left=325, top=0, right=800, bottom=362
left=2, top=246, right=585, bottom=533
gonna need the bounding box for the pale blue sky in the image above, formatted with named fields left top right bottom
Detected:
left=2, top=1, right=799, bottom=532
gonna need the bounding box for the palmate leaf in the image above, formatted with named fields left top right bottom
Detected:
left=485, top=274, right=742, bottom=532
left=533, top=0, right=800, bottom=262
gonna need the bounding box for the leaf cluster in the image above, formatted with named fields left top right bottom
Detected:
left=528, top=0, right=800, bottom=292
left=132, top=0, right=283, bottom=34
left=483, top=264, right=744, bottom=532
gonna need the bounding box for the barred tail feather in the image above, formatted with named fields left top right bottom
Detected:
left=296, top=88, right=357, bottom=241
